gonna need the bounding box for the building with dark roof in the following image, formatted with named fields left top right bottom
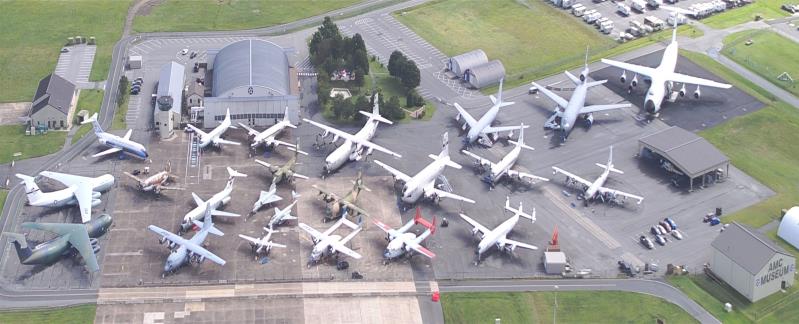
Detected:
left=638, top=126, right=729, bottom=191
left=30, top=73, right=77, bottom=130
left=154, top=61, right=185, bottom=139
left=710, top=222, right=795, bottom=302
left=203, top=39, right=299, bottom=128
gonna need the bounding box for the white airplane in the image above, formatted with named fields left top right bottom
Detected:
left=552, top=146, right=644, bottom=205
left=375, top=132, right=475, bottom=205
left=373, top=207, right=436, bottom=262
left=250, top=182, right=283, bottom=214
left=303, top=93, right=402, bottom=174
left=453, top=78, right=529, bottom=147
left=239, top=227, right=286, bottom=256
left=601, top=28, right=731, bottom=116
left=265, top=194, right=299, bottom=229
left=17, top=171, right=115, bottom=223
left=533, top=57, right=631, bottom=140
left=180, top=167, right=246, bottom=232
left=238, top=106, right=297, bottom=150
left=123, top=161, right=182, bottom=194
left=149, top=203, right=231, bottom=276
left=82, top=113, right=149, bottom=159
left=462, top=124, right=549, bottom=188
left=299, top=217, right=362, bottom=265
left=459, top=197, right=538, bottom=262
left=186, top=108, right=240, bottom=149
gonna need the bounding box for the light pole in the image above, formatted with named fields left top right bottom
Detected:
left=553, top=285, right=559, bottom=324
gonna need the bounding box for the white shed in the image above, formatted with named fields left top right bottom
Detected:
left=129, top=55, right=142, bottom=69
left=778, top=207, right=799, bottom=250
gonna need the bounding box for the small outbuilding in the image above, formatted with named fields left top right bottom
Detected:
left=448, top=49, right=488, bottom=78
left=638, top=126, right=729, bottom=191
left=544, top=251, right=567, bottom=274
left=465, top=60, right=506, bottom=89
left=710, top=222, right=795, bottom=302
left=778, top=207, right=799, bottom=250
left=128, top=55, right=142, bottom=69
left=29, top=73, right=77, bottom=130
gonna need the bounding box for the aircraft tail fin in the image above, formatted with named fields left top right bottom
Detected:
left=508, top=124, right=534, bottom=151
left=226, top=167, right=247, bottom=179
left=15, top=174, right=43, bottom=203
left=4, top=232, right=32, bottom=262
left=196, top=203, right=224, bottom=236
left=81, top=113, right=104, bottom=134
left=352, top=171, right=371, bottom=193
left=595, top=146, right=624, bottom=174
left=505, top=196, right=536, bottom=222
left=438, top=132, right=450, bottom=158
left=282, top=106, right=292, bottom=124
left=413, top=207, right=436, bottom=235
left=358, top=93, right=393, bottom=125
left=672, top=24, right=677, bottom=43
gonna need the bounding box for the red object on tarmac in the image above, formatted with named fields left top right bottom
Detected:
left=432, top=291, right=440, bottom=302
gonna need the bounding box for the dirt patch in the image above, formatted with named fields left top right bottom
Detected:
left=135, top=0, right=166, bottom=17
left=0, top=102, right=31, bottom=125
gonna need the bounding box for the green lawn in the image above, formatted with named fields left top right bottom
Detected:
left=133, top=0, right=362, bottom=32
left=442, top=291, right=698, bottom=324
left=0, top=190, right=8, bottom=215
left=0, top=304, right=96, bottom=324
left=702, top=0, right=790, bottom=29
left=112, top=84, right=129, bottom=130
left=0, top=125, right=66, bottom=165
left=369, top=60, right=407, bottom=105
left=0, top=1, right=130, bottom=103
left=722, top=30, right=799, bottom=97
left=71, top=90, right=104, bottom=144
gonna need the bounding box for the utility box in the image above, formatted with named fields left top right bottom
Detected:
left=544, top=252, right=567, bottom=274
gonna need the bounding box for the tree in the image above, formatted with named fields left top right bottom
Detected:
left=401, top=59, right=421, bottom=90
left=317, top=71, right=331, bottom=105
left=352, top=49, right=369, bottom=75
left=383, top=95, right=405, bottom=121
left=388, top=50, right=406, bottom=77
left=406, top=89, right=424, bottom=108
left=331, top=95, right=355, bottom=120
left=353, top=95, right=371, bottom=122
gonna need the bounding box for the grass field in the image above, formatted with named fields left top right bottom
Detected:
left=702, top=0, right=789, bottom=29
left=72, top=90, right=104, bottom=144
left=112, top=82, right=129, bottom=130
left=133, top=0, right=362, bottom=32
left=0, top=190, right=8, bottom=217
left=441, top=291, right=698, bottom=324
left=722, top=30, right=799, bottom=97
left=0, top=304, right=96, bottom=324
left=0, top=1, right=130, bottom=103
left=0, top=126, right=66, bottom=165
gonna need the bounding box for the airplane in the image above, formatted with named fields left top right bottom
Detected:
left=461, top=124, right=549, bottom=189
left=459, top=197, right=538, bottom=263
left=303, top=93, right=402, bottom=174
left=312, top=171, right=370, bottom=222
left=250, top=182, right=283, bottom=215
left=239, top=227, right=286, bottom=256
left=186, top=108, right=240, bottom=149
left=373, top=207, right=436, bottom=263
left=374, top=132, right=475, bottom=205
left=179, top=167, right=246, bottom=232
left=4, top=214, right=113, bottom=273
left=255, top=137, right=309, bottom=185
left=82, top=113, right=149, bottom=159
left=552, top=146, right=644, bottom=206
left=299, top=217, right=362, bottom=265
left=601, top=27, right=731, bottom=116
left=18, top=171, right=115, bottom=223
left=123, top=161, right=182, bottom=194
left=149, top=203, right=232, bottom=276
left=452, top=78, right=529, bottom=147
left=238, top=106, right=297, bottom=150
left=265, top=194, right=300, bottom=229
left=532, top=55, right=631, bottom=140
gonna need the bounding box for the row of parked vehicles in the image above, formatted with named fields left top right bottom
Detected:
left=130, top=77, right=143, bottom=95
left=640, top=217, right=683, bottom=249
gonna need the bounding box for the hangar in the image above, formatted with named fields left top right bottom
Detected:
left=448, top=49, right=488, bottom=78
left=155, top=61, right=185, bottom=140
left=778, top=207, right=799, bottom=250
left=710, top=222, right=795, bottom=302
left=203, top=39, right=300, bottom=128
left=638, top=126, right=729, bottom=191
left=465, top=60, right=505, bottom=89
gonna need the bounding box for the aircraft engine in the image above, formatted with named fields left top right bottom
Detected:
left=322, top=130, right=329, bottom=138
left=455, top=113, right=461, bottom=121
left=471, top=227, right=479, bottom=236
left=580, top=72, right=587, bottom=82
left=221, top=196, right=231, bottom=205
left=461, top=123, right=468, bottom=131
left=631, top=74, right=639, bottom=87
left=679, top=84, right=687, bottom=97
left=693, top=86, right=701, bottom=99
left=91, top=199, right=102, bottom=207
left=159, top=237, right=167, bottom=245
left=93, top=245, right=101, bottom=254
left=620, top=71, right=627, bottom=84
left=168, top=241, right=178, bottom=249
left=98, top=138, right=108, bottom=146
left=584, top=113, right=594, bottom=128
left=90, top=238, right=99, bottom=246
left=198, top=255, right=205, bottom=264
left=506, top=244, right=517, bottom=252
left=332, top=134, right=340, bottom=143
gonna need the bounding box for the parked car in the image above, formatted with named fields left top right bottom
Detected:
left=60, top=48, right=69, bottom=53
left=671, top=229, right=683, bottom=240
left=664, top=217, right=677, bottom=230
left=180, top=48, right=189, bottom=55
left=640, top=235, right=654, bottom=249
left=190, top=51, right=198, bottom=59
left=782, top=4, right=799, bottom=13
left=650, top=225, right=661, bottom=235
left=655, top=235, right=667, bottom=246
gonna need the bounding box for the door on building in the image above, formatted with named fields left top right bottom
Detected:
left=783, top=281, right=787, bottom=290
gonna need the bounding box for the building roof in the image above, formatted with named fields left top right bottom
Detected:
left=778, top=207, right=799, bottom=250
left=187, top=81, right=205, bottom=98
left=467, top=60, right=505, bottom=88
left=638, top=126, right=729, bottom=178
left=712, top=222, right=792, bottom=275
left=212, top=39, right=289, bottom=97
left=157, top=61, right=185, bottom=114
left=449, top=49, right=488, bottom=75
left=31, top=74, right=75, bottom=115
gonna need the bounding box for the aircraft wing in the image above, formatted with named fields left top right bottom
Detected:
left=298, top=223, right=324, bottom=241
left=600, top=59, right=656, bottom=79
left=579, top=103, right=631, bottom=114
left=431, top=187, right=475, bottom=204
left=92, top=147, right=123, bottom=158
left=255, top=160, right=279, bottom=173
left=186, top=123, right=209, bottom=137
left=123, top=129, right=133, bottom=140
left=461, top=150, right=495, bottom=169
left=74, top=184, right=94, bottom=223
left=330, top=241, right=363, bottom=259
left=148, top=225, right=225, bottom=265
left=507, top=169, right=550, bottom=182
left=40, top=171, right=91, bottom=187
left=123, top=172, right=143, bottom=183
left=312, top=185, right=342, bottom=202
left=452, top=103, right=478, bottom=128
left=406, top=241, right=436, bottom=258
left=499, top=238, right=538, bottom=251
left=259, top=192, right=283, bottom=205
left=482, top=124, right=529, bottom=135
left=293, top=173, right=310, bottom=180
left=531, top=82, right=569, bottom=108
left=238, top=234, right=262, bottom=245
left=270, top=139, right=297, bottom=150
left=303, top=118, right=401, bottom=158
left=667, top=72, right=732, bottom=89
left=552, top=166, right=592, bottom=187
left=373, top=160, right=411, bottom=182
left=372, top=219, right=394, bottom=234
left=237, top=123, right=260, bottom=137
left=339, top=200, right=369, bottom=217
left=213, top=138, right=240, bottom=146
left=21, top=222, right=100, bottom=272
left=598, top=187, right=645, bottom=204
left=458, top=213, right=490, bottom=236
left=157, top=185, right=184, bottom=191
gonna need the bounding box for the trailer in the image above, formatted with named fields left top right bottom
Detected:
left=631, top=0, right=647, bottom=12
left=595, top=17, right=610, bottom=27
left=584, top=12, right=601, bottom=23
left=647, top=0, right=663, bottom=8
left=617, top=3, right=632, bottom=16
left=644, top=16, right=666, bottom=31
left=582, top=9, right=598, bottom=21
left=600, top=21, right=615, bottom=34
left=561, top=0, right=575, bottom=8
left=667, top=12, right=687, bottom=25
left=572, top=4, right=586, bottom=16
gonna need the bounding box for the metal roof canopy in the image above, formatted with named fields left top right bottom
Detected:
left=638, top=126, right=729, bottom=179
left=711, top=222, right=792, bottom=275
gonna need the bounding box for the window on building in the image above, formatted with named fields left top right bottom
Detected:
left=60, top=120, right=64, bottom=128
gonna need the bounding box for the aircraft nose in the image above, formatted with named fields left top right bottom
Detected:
left=645, top=100, right=657, bottom=114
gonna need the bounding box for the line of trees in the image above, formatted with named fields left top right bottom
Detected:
left=388, top=50, right=420, bottom=90
left=309, top=17, right=369, bottom=83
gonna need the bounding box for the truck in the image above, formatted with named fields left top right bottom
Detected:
left=595, top=17, right=610, bottom=27
left=584, top=12, right=601, bottom=23
left=644, top=16, right=666, bottom=31
left=582, top=9, right=598, bottom=21
left=646, top=0, right=662, bottom=8
left=600, top=21, right=614, bottom=34
left=617, top=3, right=632, bottom=16
left=572, top=4, right=586, bottom=16
left=667, top=12, right=687, bottom=26
left=631, top=0, right=647, bottom=12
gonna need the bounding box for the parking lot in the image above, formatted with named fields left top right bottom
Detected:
left=54, top=44, right=97, bottom=89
